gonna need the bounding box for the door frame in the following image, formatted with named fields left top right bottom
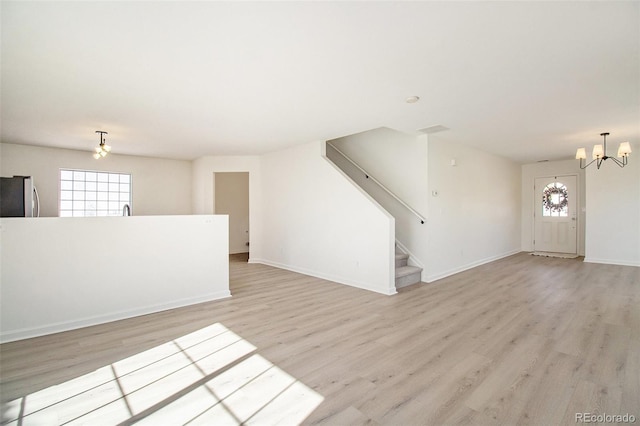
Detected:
left=532, top=173, right=580, bottom=254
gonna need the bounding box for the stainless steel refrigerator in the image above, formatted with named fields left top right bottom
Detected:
left=0, top=176, right=40, bottom=217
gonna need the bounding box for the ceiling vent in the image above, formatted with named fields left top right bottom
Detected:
left=418, top=125, right=449, bottom=134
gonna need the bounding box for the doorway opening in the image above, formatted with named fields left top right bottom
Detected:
left=214, top=172, right=249, bottom=261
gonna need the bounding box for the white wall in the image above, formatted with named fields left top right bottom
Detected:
left=215, top=172, right=250, bottom=254
left=0, top=215, right=229, bottom=342
left=192, top=155, right=261, bottom=260
left=426, top=136, right=521, bottom=281
left=256, top=140, right=396, bottom=295
left=327, top=129, right=521, bottom=283
left=584, top=144, right=640, bottom=266
left=0, top=143, right=192, bottom=217
left=521, top=160, right=586, bottom=255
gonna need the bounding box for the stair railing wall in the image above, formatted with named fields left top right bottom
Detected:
left=326, top=141, right=426, bottom=225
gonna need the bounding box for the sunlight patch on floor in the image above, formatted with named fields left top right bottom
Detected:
left=2, top=323, right=324, bottom=425
left=138, top=354, right=324, bottom=425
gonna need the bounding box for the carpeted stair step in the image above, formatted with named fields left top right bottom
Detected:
left=395, top=265, right=422, bottom=288
left=395, top=253, right=410, bottom=268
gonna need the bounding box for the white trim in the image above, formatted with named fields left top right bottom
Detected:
left=249, top=258, right=397, bottom=296
left=426, top=249, right=521, bottom=283
left=0, top=291, right=231, bottom=344
left=583, top=257, right=640, bottom=268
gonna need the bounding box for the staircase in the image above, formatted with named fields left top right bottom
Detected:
left=395, top=248, right=422, bottom=288
left=325, top=140, right=426, bottom=291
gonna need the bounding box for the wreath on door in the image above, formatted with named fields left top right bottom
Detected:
left=542, top=183, right=568, bottom=213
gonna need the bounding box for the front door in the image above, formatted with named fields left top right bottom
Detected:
left=534, top=175, right=577, bottom=254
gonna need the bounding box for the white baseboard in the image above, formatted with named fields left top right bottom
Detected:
left=0, top=291, right=231, bottom=344
left=583, top=257, right=640, bottom=267
left=249, top=258, right=397, bottom=296
left=426, top=249, right=521, bottom=283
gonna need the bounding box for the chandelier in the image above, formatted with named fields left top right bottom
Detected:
left=93, top=131, right=111, bottom=159
left=575, top=132, right=631, bottom=169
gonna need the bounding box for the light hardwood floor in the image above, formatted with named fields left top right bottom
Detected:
left=1, top=253, right=638, bottom=425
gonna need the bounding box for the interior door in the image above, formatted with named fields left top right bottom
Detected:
left=534, top=175, right=577, bottom=254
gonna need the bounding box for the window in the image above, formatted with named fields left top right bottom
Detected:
left=542, top=182, right=568, bottom=217
left=59, top=169, right=131, bottom=217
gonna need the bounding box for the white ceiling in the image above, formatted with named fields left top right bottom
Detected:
left=1, top=1, right=638, bottom=163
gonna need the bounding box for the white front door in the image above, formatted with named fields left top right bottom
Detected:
left=534, top=175, right=577, bottom=254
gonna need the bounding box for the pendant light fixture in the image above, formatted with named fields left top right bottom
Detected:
left=93, top=131, right=111, bottom=159
left=576, top=132, right=631, bottom=169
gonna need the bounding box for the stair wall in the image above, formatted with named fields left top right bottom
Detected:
left=327, top=128, right=429, bottom=282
